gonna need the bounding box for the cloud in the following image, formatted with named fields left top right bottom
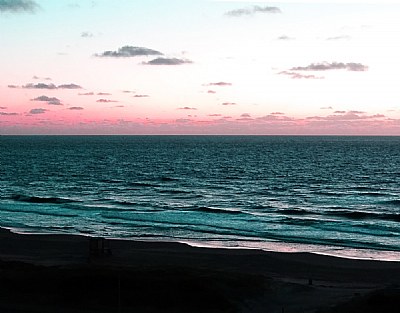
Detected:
left=143, top=57, right=193, bottom=65
left=97, top=92, right=111, bottom=95
left=326, top=35, right=351, bottom=41
left=175, top=118, right=192, bottom=123
left=277, top=35, right=294, bottom=40
left=205, top=82, right=232, bottom=86
left=33, top=75, right=51, bottom=80
left=96, top=99, right=118, bottom=103
left=225, top=5, right=281, bottom=17
left=15, top=82, right=82, bottom=89
left=290, top=62, right=368, bottom=72
left=0, top=0, right=39, bottom=13
left=95, top=46, right=163, bottom=58
left=321, top=106, right=333, bottom=110
left=68, top=107, right=84, bottom=110
left=23, top=83, right=57, bottom=89
left=58, top=83, right=82, bottom=89
left=178, top=107, right=197, bottom=110
left=81, top=31, right=93, bottom=38
left=222, top=102, right=236, bottom=106
left=257, top=114, right=293, bottom=122
left=207, top=90, right=216, bottom=94
left=79, top=92, right=94, bottom=96
left=29, top=108, right=47, bottom=114
left=0, top=106, right=6, bottom=109
left=0, top=112, right=18, bottom=116
left=278, top=71, right=324, bottom=79
left=241, top=113, right=251, bottom=118
left=133, top=94, right=149, bottom=98
left=31, top=95, right=62, bottom=105
left=208, top=114, right=222, bottom=117
left=307, top=111, right=384, bottom=122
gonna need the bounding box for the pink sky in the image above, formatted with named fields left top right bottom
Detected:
left=1, top=0, right=400, bottom=135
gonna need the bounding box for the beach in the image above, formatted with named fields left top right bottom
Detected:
left=1, top=227, right=399, bottom=313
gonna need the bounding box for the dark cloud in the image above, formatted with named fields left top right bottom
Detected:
left=17, top=82, right=82, bottom=89
left=31, top=95, right=62, bottom=105
left=290, top=62, right=368, bottom=72
left=143, top=57, right=193, bottom=65
left=23, top=83, right=57, bottom=89
left=278, top=71, right=324, bottom=79
left=0, top=0, right=39, bottom=13
left=222, top=102, right=236, bottom=106
left=58, top=83, right=82, bottom=89
left=0, top=106, right=7, bottom=109
left=95, top=46, right=163, bottom=58
left=205, top=82, right=232, bottom=87
left=79, top=92, right=94, bottom=96
left=33, top=75, right=51, bottom=80
left=306, top=111, right=384, bottom=121
left=97, top=92, right=111, bottom=95
left=81, top=31, right=93, bottom=38
left=225, top=5, right=281, bottom=17
left=208, top=114, right=222, bottom=117
left=96, top=99, right=118, bottom=103
left=68, top=107, right=84, bottom=110
left=29, top=108, right=47, bottom=114
left=0, top=112, right=18, bottom=116
left=257, top=114, right=293, bottom=122
left=178, top=107, right=197, bottom=110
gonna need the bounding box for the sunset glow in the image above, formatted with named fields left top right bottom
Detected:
left=1, top=0, right=400, bottom=134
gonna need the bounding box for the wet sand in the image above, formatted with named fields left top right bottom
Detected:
left=0, top=227, right=399, bottom=312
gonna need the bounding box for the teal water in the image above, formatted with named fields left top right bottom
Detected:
left=1, top=136, right=399, bottom=260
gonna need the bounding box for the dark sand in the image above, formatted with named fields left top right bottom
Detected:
left=0, top=227, right=399, bottom=313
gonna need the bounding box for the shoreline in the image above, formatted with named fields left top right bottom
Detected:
left=1, top=227, right=400, bottom=312
left=5, top=226, right=400, bottom=262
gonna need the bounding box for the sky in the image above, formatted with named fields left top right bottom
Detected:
left=1, top=0, right=400, bottom=135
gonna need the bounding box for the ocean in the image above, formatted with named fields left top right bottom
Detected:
left=1, top=135, right=399, bottom=260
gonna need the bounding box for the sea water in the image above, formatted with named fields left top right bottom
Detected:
left=1, top=136, right=399, bottom=260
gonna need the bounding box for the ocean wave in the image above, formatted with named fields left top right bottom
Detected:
left=327, top=210, right=400, bottom=223
left=10, top=194, right=78, bottom=204
left=100, top=179, right=125, bottom=184
left=282, top=217, right=318, bottom=226
left=381, top=199, right=400, bottom=207
left=278, top=208, right=311, bottom=215
left=159, top=176, right=179, bottom=182
left=157, top=189, right=191, bottom=194
left=359, top=192, right=388, bottom=197
left=128, top=182, right=160, bottom=188
left=0, top=206, right=78, bottom=218
left=192, top=207, right=245, bottom=215
left=111, top=200, right=139, bottom=206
